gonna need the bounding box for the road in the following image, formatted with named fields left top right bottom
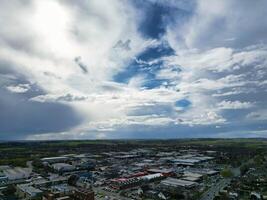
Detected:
left=199, top=178, right=230, bottom=200
left=199, top=167, right=240, bottom=200
left=26, top=161, right=33, bottom=170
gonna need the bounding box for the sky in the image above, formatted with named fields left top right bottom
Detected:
left=0, top=0, right=267, bottom=140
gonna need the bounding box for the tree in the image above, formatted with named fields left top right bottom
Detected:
left=68, top=174, right=79, bottom=186
left=254, top=154, right=265, bottom=167
left=32, top=159, right=43, bottom=169
left=240, top=164, right=250, bottom=176
left=2, top=185, right=16, bottom=196
left=220, top=167, right=233, bottom=178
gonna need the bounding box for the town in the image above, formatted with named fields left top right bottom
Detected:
left=0, top=139, right=266, bottom=200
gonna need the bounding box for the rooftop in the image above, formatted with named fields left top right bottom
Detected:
left=161, top=178, right=197, bottom=188
left=17, top=184, right=42, bottom=196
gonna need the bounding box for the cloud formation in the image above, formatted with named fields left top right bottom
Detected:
left=0, top=0, right=266, bottom=139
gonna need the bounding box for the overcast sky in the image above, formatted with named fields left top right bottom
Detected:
left=0, top=0, right=267, bottom=140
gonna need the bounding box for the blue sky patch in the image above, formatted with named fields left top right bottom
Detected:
left=142, top=79, right=169, bottom=89
left=134, top=1, right=194, bottom=39
left=138, top=43, right=175, bottom=61
left=175, top=99, right=192, bottom=108
left=113, top=42, right=174, bottom=85
left=136, top=2, right=169, bottom=39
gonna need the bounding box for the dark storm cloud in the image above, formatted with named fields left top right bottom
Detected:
left=0, top=64, right=83, bottom=140
left=0, top=88, right=83, bottom=140
left=105, top=121, right=267, bottom=139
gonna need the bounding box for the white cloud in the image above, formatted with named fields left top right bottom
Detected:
left=246, top=110, right=267, bottom=121
left=6, top=84, right=31, bottom=93
left=0, top=0, right=151, bottom=92
left=217, top=100, right=254, bottom=110
left=212, top=88, right=255, bottom=97
left=167, top=0, right=267, bottom=49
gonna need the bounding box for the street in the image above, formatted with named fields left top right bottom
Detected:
left=199, top=167, right=240, bottom=200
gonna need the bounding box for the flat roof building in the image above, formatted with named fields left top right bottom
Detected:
left=41, top=157, right=69, bottom=163
left=52, top=163, right=75, bottom=172
left=160, top=178, right=197, bottom=189
left=3, top=167, right=31, bottom=181
left=0, top=172, right=8, bottom=186
left=16, top=184, right=43, bottom=199
left=140, top=173, right=164, bottom=182
left=147, top=168, right=174, bottom=175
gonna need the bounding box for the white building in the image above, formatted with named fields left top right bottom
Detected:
left=16, top=184, right=43, bottom=199
left=3, top=167, right=31, bottom=181
left=52, top=163, right=75, bottom=172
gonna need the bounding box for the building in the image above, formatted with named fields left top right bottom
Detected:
left=173, top=158, right=201, bottom=165
left=76, top=161, right=95, bottom=170
left=48, top=176, right=68, bottom=185
left=52, top=163, right=75, bottom=173
left=126, top=172, right=148, bottom=178
left=140, top=173, right=165, bottom=182
left=172, top=155, right=214, bottom=166
left=182, top=172, right=203, bottom=182
left=16, top=184, right=43, bottom=200
left=110, top=177, right=141, bottom=190
left=41, top=157, right=69, bottom=164
left=56, top=197, right=71, bottom=200
left=0, top=172, right=8, bottom=186
left=114, top=155, right=139, bottom=160
left=147, top=168, right=174, bottom=176
left=189, top=168, right=219, bottom=176
left=160, top=178, right=197, bottom=189
left=51, top=184, right=73, bottom=196
left=193, top=156, right=214, bottom=162
left=110, top=172, right=165, bottom=190
left=42, top=192, right=71, bottom=200
left=3, top=167, right=31, bottom=181
left=73, top=188, right=94, bottom=200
